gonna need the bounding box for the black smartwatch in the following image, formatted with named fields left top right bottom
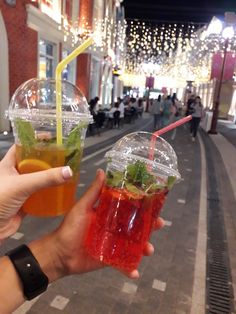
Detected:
left=6, top=244, right=49, bottom=300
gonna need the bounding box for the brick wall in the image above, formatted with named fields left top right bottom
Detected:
left=79, top=0, right=94, bottom=27
left=0, top=0, right=38, bottom=97
left=65, top=0, right=73, bottom=21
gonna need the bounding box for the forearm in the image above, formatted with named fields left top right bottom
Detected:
left=0, top=234, right=63, bottom=313
left=0, top=256, right=24, bottom=313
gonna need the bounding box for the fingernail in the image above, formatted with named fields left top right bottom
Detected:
left=130, top=270, right=139, bottom=279
left=62, top=166, right=73, bottom=180
left=96, top=168, right=102, bottom=177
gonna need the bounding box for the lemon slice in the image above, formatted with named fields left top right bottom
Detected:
left=18, top=159, right=51, bottom=174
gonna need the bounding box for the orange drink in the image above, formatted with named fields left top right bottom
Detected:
left=16, top=144, right=81, bottom=216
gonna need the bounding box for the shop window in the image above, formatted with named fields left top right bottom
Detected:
left=39, top=39, right=56, bottom=79
left=62, top=49, right=76, bottom=84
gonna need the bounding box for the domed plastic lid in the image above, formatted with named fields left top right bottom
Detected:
left=6, top=78, right=93, bottom=125
left=106, top=131, right=181, bottom=180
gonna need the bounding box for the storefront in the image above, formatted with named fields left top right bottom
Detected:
left=0, top=0, right=125, bottom=130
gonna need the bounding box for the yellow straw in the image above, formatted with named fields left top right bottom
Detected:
left=55, top=37, right=94, bottom=145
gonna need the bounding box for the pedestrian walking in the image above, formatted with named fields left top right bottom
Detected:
left=162, top=95, right=172, bottom=126
left=185, top=94, right=195, bottom=116
left=150, top=95, right=163, bottom=130
left=190, top=96, right=204, bottom=142
left=170, top=97, right=183, bottom=140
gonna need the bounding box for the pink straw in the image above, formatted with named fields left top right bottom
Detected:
left=154, top=115, right=192, bottom=137
left=149, top=115, right=192, bottom=161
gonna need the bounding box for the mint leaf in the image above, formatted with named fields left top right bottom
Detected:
left=15, top=118, right=36, bottom=152
left=167, top=176, right=176, bottom=189
left=145, top=182, right=166, bottom=193
left=65, top=122, right=87, bottom=150
left=105, top=161, right=176, bottom=196
left=65, top=148, right=82, bottom=174
left=126, top=161, right=156, bottom=188
left=125, top=182, right=143, bottom=195
left=65, top=123, right=87, bottom=175
left=106, top=170, right=124, bottom=187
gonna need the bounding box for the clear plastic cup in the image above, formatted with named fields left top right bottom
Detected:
left=6, top=78, right=92, bottom=217
left=85, top=131, right=181, bottom=270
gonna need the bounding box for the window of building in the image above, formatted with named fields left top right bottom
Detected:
left=39, top=39, right=57, bottom=79
left=62, top=49, right=76, bottom=83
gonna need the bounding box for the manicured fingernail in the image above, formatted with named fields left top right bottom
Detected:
left=62, top=166, right=73, bottom=180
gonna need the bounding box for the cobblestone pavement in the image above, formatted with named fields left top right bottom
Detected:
left=0, top=117, right=235, bottom=313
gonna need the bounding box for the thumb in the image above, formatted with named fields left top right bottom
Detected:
left=15, top=166, right=73, bottom=196
left=73, top=169, right=105, bottom=215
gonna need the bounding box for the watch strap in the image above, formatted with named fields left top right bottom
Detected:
left=6, top=244, right=49, bottom=300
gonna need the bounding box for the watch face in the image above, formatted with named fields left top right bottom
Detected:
left=5, top=0, right=16, bottom=7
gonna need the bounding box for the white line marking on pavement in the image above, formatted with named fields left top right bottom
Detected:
left=184, top=159, right=189, bottom=162
left=152, top=279, right=166, bottom=292
left=164, top=220, right=172, bottom=227
left=177, top=199, right=186, bottom=204
left=186, top=168, right=192, bottom=172
left=11, top=232, right=24, bottom=240
left=94, top=158, right=106, bottom=166
left=80, top=170, right=86, bottom=174
left=190, top=133, right=207, bottom=314
left=82, top=145, right=113, bottom=162
left=78, top=183, right=85, bottom=187
left=122, top=282, right=138, bottom=294
left=13, top=296, right=40, bottom=314
left=50, top=295, right=70, bottom=310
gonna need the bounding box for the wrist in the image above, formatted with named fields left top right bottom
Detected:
left=28, top=233, right=65, bottom=283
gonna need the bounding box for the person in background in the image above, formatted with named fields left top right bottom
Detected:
left=113, top=102, right=121, bottom=128
left=137, top=98, right=144, bottom=117
left=190, top=96, right=204, bottom=142
left=93, top=96, right=100, bottom=112
left=108, top=103, right=116, bottom=128
left=150, top=95, right=163, bottom=130
left=117, top=97, right=125, bottom=126
left=161, top=95, right=172, bottom=126
left=88, top=98, right=96, bottom=135
left=170, top=97, right=182, bottom=140
left=94, top=105, right=106, bottom=135
left=186, top=94, right=195, bottom=117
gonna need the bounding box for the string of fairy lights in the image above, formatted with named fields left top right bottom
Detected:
left=71, top=16, right=127, bottom=69
left=124, top=18, right=236, bottom=85
left=30, top=1, right=236, bottom=86
left=125, top=20, right=206, bottom=76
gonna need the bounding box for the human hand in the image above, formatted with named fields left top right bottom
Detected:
left=0, top=145, right=73, bottom=240
left=29, top=169, right=165, bottom=281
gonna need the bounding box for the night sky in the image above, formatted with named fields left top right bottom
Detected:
left=123, top=0, right=236, bottom=24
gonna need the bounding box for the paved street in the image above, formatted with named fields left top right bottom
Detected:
left=0, top=116, right=236, bottom=314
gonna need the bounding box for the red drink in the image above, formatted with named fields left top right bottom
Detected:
left=85, top=184, right=168, bottom=270
left=85, top=132, right=180, bottom=271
